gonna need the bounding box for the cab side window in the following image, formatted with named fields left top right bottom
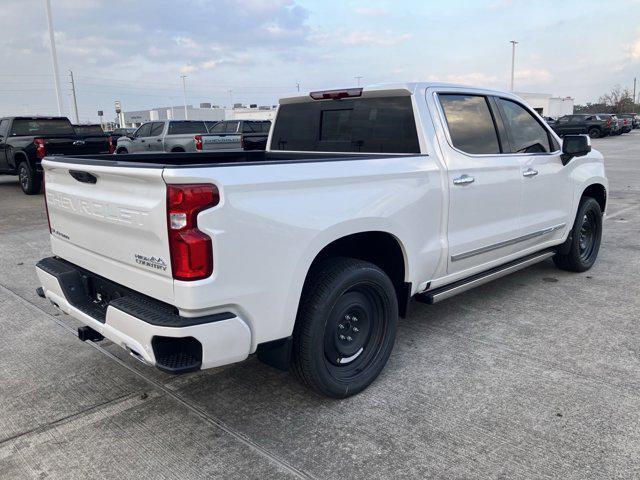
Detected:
left=439, top=94, right=500, bottom=154
left=0, top=119, right=10, bottom=137
left=135, top=123, right=152, bottom=137
left=149, top=122, right=164, bottom=136
left=497, top=98, right=551, bottom=153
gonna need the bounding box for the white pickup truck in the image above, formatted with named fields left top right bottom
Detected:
left=36, top=83, right=607, bottom=398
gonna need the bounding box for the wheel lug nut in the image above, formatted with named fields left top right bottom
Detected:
left=339, top=335, right=345, bottom=340
left=338, top=324, right=344, bottom=330
left=345, top=315, right=351, bottom=321
left=353, top=327, right=359, bottom=333
left=346, top=336, right=352, bottom=341
left=352, top=317, right=358, bottom=322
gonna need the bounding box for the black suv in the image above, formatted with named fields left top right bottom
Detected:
left=552, top=114, right=613, bottom=138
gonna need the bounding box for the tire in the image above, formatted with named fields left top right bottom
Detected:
left=587, top=128, right=601, bottom=139
left=116, top=147, right=128, bottom=154
left=171, top=148, right=185, bottom=153
left=18, top=160, right=42, bottom=195
left=553, top=197, right=602, bottom=272
left=291, top=258, right=398, bottom=398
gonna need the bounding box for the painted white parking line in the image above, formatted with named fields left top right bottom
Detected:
left=605, top=205, right=638, bottom=221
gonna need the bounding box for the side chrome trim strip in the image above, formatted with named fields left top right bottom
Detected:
left=451, top=223, right=566, bottom=262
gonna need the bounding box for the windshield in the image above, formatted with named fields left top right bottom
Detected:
left=271, top=96, right=420, bottom=153
left=11, top=118, right=75, bottom=136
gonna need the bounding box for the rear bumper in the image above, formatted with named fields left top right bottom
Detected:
left=35, top=257, right=251, bottom=373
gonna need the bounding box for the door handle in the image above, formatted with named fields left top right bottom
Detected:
left=523, top=168, right=538, bottom=177
left=156, top=138, right=162, bottom=142
left=453, top=174, right=475, bottom=185
left=141, top=139, right=145, bottom=143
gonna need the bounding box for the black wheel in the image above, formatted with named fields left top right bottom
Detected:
left=554, top=197, right=602, bottom=272
left=588, top=128, right=601, bottom=139
left=291, top=258, right=398, bottom=398
left=171, top=147, right=185, bottom=153
left=18, top=161, right=41, bottom=195
left=116, top=147, right=128, bottom=154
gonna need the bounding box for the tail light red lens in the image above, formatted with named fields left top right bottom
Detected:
left=166, top=184, right=219, bottom=281
left=34, top=138, right=46, bottom=159
left=194, top=135, right=203, bottom=151
left=108, top=136, right=115, bottom=154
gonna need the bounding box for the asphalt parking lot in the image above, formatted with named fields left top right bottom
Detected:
left=0, top=133, right=639, bottom=479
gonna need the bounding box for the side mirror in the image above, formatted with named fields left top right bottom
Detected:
left=561, top=134, right=591, bottom=165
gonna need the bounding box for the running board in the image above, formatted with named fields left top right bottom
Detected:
left=415, top=250, right=555, bottom=305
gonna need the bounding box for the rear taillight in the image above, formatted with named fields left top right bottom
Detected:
left=34, top=138, right=46, bottom=159
left=166, top=184, right=219, bottom=281
left=606, top=119, right=611, bottom=126
left=43, top=172, right=51, bottom=233
left=194, top=135, right=202, bottom=151
left=108, top=136, right=115, bottom=154
left=240, top=136, right=245, bottom=150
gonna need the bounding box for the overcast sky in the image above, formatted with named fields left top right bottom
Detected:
left=1, top=0, right=639, bottom=121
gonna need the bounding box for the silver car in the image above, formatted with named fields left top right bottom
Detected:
left=115, top=120, right=211, bottom=154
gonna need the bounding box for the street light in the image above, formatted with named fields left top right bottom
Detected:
left=44, top=0, right=63, bottom=115
left=180, top=75, right=188, bottom=120
left=509, top=40, right=518, bottom=92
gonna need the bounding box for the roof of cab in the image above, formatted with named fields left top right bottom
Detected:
left=279, top=82, right=524, bottom=104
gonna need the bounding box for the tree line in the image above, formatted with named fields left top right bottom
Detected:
left=575, top=85, right=638, bottom=114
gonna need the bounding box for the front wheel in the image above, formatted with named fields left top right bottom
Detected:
left=116, top=147, right=128, bottom=154
left=18, top=161, right=41, bottom=195
left=554, top=197, right=602, bottom=272
left=291, top=258, right=398, bottom=398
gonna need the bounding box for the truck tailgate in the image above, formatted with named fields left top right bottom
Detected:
left=42, top=159, right=174, bottom=302
left=201, top=134, right=242, bottom=150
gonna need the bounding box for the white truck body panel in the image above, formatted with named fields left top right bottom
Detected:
left=37, top=82, right=607, bottom=374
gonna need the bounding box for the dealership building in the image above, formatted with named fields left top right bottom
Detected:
left=516, top=92, right=574, bottom=117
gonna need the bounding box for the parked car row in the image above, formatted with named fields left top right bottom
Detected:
left=113, top=119, right=272, bottom=154
left=546, top=113, right=639, bottom=138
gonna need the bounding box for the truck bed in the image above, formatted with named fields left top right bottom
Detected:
left=43, top=150, right=413, bottom=168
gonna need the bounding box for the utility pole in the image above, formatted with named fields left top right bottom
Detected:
left=44, top=0, right=63, bottom=115
left=296, top=83, right=300, bottom=93
left=509, top=40, right=518, bottom=92
left=634, top=77, right=637, bottom=106
left=69, top=70, right=79, bottom=124
left=180, top=75, right=188, bottom=119
left=354, top=76, right=363, bottom=86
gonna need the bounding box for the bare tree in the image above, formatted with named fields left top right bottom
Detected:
left=598, top=85, right=635, bottom=113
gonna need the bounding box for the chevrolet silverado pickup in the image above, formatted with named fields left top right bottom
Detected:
left=115, top=120, right=210, bottom=154
left=35, top=83, right=607, bottom=398
left=0, top=116, right=112, bottom=194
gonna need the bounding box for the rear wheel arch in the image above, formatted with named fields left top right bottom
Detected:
left=302, top=231, right=410, bottom=317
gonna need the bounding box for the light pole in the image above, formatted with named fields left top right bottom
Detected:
left=180, top=75, right=188, bottom=119
left=44, top=0, right=63, bottom=115
left=355, top=76, right=363, bottom=86
left=509, top=40, right=518, bottom=92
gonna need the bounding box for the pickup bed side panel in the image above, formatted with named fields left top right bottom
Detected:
left=165, top=155, right=443, bottom=351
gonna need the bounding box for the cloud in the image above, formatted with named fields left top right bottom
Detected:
left=354, top=7, right=389, bottom=16
left=627, top=31, right=640, bottom=59
left=337, top=30, right=413, bottom=47
left=515, top=68, right=553, bottom=84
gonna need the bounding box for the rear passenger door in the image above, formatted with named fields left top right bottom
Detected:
left=435, top=92, right=524, bottom=274
left=494, top=97, right=571, bottom=248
